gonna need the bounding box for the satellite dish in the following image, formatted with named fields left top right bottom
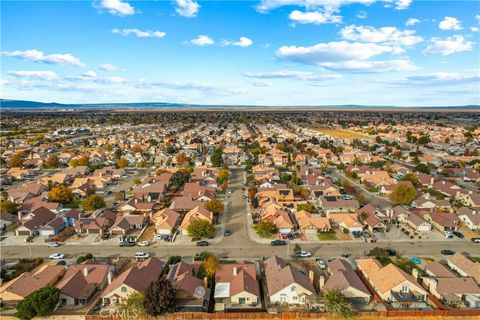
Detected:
left=194, top=286, right=206, bottom=298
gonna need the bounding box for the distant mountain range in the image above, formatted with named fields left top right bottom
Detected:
left=1, top=99, right=479, bottom=110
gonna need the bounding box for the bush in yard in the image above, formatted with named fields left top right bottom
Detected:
left=0, top=200, right=19, bottom=214
left=204, top=198, right=224, bottom=216
left=76, top=253, right=94, bottom=264
left=16, top=286, right=60, bottom=320
left=187, top=220, right=215, bottom=240
left=390, top=184, right=417, bottom=205
left=254, top=220, right=277, bottom=238
left=143, top=277, right=176, bottom=316
left=322, top=290, right=354, bottom=319
left=81, top=194, right=106, bottom=212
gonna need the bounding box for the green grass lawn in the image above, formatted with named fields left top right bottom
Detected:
left=317, top=232, right=337, bottom=240
left=393, top=258, right=421, bottom=272
left=0, top=236, right=6, bottom=242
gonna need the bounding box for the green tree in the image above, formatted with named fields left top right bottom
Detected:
left=48, top=185, right=73, bottom=204
left=187, top=219, right=215, bottom=240
left=203, top=255, right=219, bottom=278
left=204, top=198, right=224, bottom=216
left=0, top=200, right=19, bottom=214
left=16, top=286, right=60, bottom=320
left=297, top=202, right=314, bottom=213
left=254, top=220, right=277, bottom=238
left=322, top=290, right=354, bottom=319
left=76, top=253, right=93, bottom=264
left=390, top=184, right=417, bottom=205
left=143, top=277, right=176, bottom=316
left=81, top=194, right=106, bottom=212
left=400, top=173, right=419, bottom=185
left=368, top=247, right=389, bottom=258
left=211, top=148, right=223, bottom=167
left=414, top=163, right=430, bottom=174
left=119, top=291, right=146, bottom=318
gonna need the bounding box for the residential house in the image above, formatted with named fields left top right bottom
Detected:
left=151, top=208, right=181, bottom=236
left=178, top=205, right=213, bottom=235
left=118, top=198, right=154, bottom=214
left=260, top=205, right=294, bottom=235
left=320, top=196, right=359, bottom=214
left=110, top=215, right=146, bottom=240
left=295, top=210, right=331, bottom=235
left=167, top=261, right=209, bottom=311
left=423, top=212, right=459, bottom=232
left=328, top=214, right=363, bottom=233
left=16, top=206, right=56, bottom=236
left=457, top=207, right=480, bottom=231
left=446, top=253, right=480, bottom=284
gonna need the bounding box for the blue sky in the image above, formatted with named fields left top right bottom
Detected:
left=1, top=0, right=479, bottom=106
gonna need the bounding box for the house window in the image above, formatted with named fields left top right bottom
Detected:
left=292, top=296, right=298, bottom=300
left=301, top=296, right=305, bottom=302
left=291, top=286, right=296, bottom=292
left=401, top=285, right=408, bottom=292
left=121, top=286, right=127, bottom=293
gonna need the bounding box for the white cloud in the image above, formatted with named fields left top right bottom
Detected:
left=112, top=28, right=166, bottom=38
left=422, top=35, right=473, bottom=56
left=276, top=41, right=403, bottom=64
left=477, top=14, right=480, bottom=22
left=250, top=80, right=273, bottom=87
left=394, top=0, right=411, bottom=10
left=190, top=35, right=214, bottom=46
left=2, top=49, right=85, bottom=67
left=0, top=79, right=8, bottom=86
left=175, top=0, right=200, bottom=18
left=96, top=0, right=135, bottom=16
left=387, top=72, right=480, bottom=86
left=471, top=27, right=479, bottom=32
left=223, top=36, right=253, bottom=47
left=82, top=70, right=98, bottom=78
left=8, top=70, right=58, bottom=81
left=405, top=18, right=419, bottom=26
left=340, top=25, right=423, bottom=46
left=289, top=9, right=342, bottom=25
left=356, top=11, right=367, bottom=19
left=244, top=70, right=341, bottom=81
left=320, top=59, right=416, bottom=72
left=255, top=0, right=377, bottom=13
left=439, top=16, right=462, bottom=30
left=100, top=63, right=120, bottom=71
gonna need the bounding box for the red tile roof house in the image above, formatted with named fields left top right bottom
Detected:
left=16, top=206, right=57, bottom=236
left=460, top=193, right=480, bottom=209
left=263, top=256, right=315, bottom=305
left=19, top=196, right=62, bottom=213
left=102, top=257, right=163, bottom=305
left=118, top=198, right=154, bottom=214
left=170, top=196, right=204, bottom=213
left=182, top=182, right=216, bottom=202
left=132, top=181, right=167, bottom=203
left=72, top=210, right=116, bottom=235
left=151, top=208, right=181, bottom=236
left=320, top=196, right=359, bottom=214
left=109, top=215, right=147, bottom=242
left=446, top=253, right=480, bottom=284
left=457, top=207, right=480, bottom=231
left=167, top=261, right=209, bottom=311
left=322, top=258, right=371, bottom=303
left=38, top=215, right=66, bottom=237
left=423, top=211, right=460, bottom=232
left=56, top=262, right=113, bottom=308
left=214, top=262, right=260, bottom=310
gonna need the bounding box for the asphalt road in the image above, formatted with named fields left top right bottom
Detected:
left=1, top=169, right=479, bottom=261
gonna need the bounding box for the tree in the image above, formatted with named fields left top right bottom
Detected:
left=254, top=220, right=277, bottom=238
left=48, top=185, right=73, bottom=204
left=368, top=247, right=389, bottom=258
left=210, top=148, right=223, bottom=167
left=119, top=291, right=146, bottom=318
left=144, top=277, right=176, bottom=316
left=16, top=286, right=60, bottom=320
left=390, top=184, right=417, bottom=205
left=7, top=155, right=23, bottom=168
left=81, top=194, right=106, bottom=212
left=0, top=200, right=19, bottom=214
left=117, top=158, right=128, bottom=168
left=175, top=152, right=188, bottom=167
left=400, top=173, right=419, bottom=185
left=322, top=290, right=354, bottom=319
left=217, top=168, right=229, bottom=185
left=203, top=255, right=219, bottom=277
left=414, top=163, right=430, bottom=174
left=204, top=198, right=224, bottom=216
left=187, top=219, right=215, bottom=240
left=44, top=155, right=60, bottom=169
left=293, top=244, right=302, bottom=258
left=76, top=253, right=94, bottom=264
left=297, top=202, right=314, bottom=213
left=417, top=135, right=430, bottom=145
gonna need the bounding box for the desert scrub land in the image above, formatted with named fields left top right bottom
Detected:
left=313, top=127, right=373, bottom=140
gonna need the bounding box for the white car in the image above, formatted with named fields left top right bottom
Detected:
left=316, top=259, right=326, bottom=269
left=444, top=231, right=454, bottom=239
left=49, top=253, right=64, bottom=259
left=46, top=242, right=60, bottom=248
left=298, top=251, right=312, bottom=258
left=135, top=252, right=150, bottom=259
left=137, top=241, right=150, bottom=247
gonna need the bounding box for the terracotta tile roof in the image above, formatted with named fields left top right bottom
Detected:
left=324, top=259, right=370, bottom=297
left=215, top=262, right=259, bottom=297
left=56, top=263, right=110, bottom=299
left=447, top=253, right=480, bottom=283
left=264, top=256, right=314, bottom=296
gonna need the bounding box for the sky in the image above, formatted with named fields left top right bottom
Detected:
left=1, top=0, right=479, bottom=106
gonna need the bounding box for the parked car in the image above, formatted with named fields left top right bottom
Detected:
left=363, top=250, right=371, bottom=256
left=196, top=240, right=209, bottom=247
left=49, top=253, right=65, bottom=259
left=46, top=242, right=60, bottom=248
left=342, top=252, right=351, bottom=258
left=453, top=231, right=464, bottom=238
left=156, top=234, right=164, bottom=240
left=444, top=231, right=454, bottom=239
left=471, top=238, right=480, bottom=243
left=441, top=249, right=455, bottom=255
left=270, top=240, right=287, bottom=246
left=242, top=195, right=247, bottom=199
left=137, top=241, right=150, bottom=247
left=298, top=251, right=312, bottom=258
left=224, top=230, right=231, bottom=236
left=119, top=241, right=136, bottom=247
left=385, top=247, right=397, bottom=256
left=316, top=259, right=326, bottom=269
left=134, top=252, right=150, bottom=259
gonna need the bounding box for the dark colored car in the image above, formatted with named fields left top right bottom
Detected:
left=441, top=249, right=455, bottom=255
left=271, top=240, right=287, bottom=246
left=224, top=230, right=231, bottom=236
left=196, top=240, right=209, bottom=247
left=385, top=247, right=397, bottom=256
left=453, top=231, right=464, bottom=238
left=101, top=232, right=110, bottom=240
left=287, top=233, right=295, bottom=240
left=119, top=241, right=136, bottom=247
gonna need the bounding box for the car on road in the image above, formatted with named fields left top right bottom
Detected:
left=137, top=241, right=150, bottom=247
left=341, top=195, right=353, bottom=200
left=316, top=259, right=326, bottom=269
left=363, top=250, right=371, bottom=256
left=270, top=240, right=287, bottom=246
left=224, top=230, right=231, bottom=236
left=134, top=252, right=150, bottom=259
left=46, top=242, right=60, bottom=248
left=444, top=231, right=454, bottom=239
left=471, top=238, right=480, bottom=243
left=342, top=252, right=351, bottom=258
left=385, top=247, right=397, bottom=256
left=119, top=241, right=136, bottom=247
left=242, top=195, right=247, bottom=199
left=49, top=253, right=65, bottom=259
left=441, top=249, right=455, bottom=255
left=453, top=231, right=464, bottom=238
left=228, top=190, right=232, bottom=194
left=297, top=251, right=312, bottom=258
left=196, top=240, right=209, bottom=247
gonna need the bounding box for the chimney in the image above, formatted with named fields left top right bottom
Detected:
left=319, top=276, right=325, bottom=290
left=18, top=211, right=23, bottom=221
left=233, top=266, right=238, bottom=276
left=412, top=268, right=419, bottom=280
left=203, top=277, right=208, bottom=288
left=430, top=177, right=434, bottom=186
left=107, top=271, right=113, bottom=284
left=308, top=270, right=314, bottom=284
left=83, top=267, right=89, bottom=277
left=424, top=193, right=430, bottom=200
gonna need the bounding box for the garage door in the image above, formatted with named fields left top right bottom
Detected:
left=17, top=230, right=31, bottom=236
left=304, top=228, right=317, bottom=235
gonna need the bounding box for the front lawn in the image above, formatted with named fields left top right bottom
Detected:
left=317, top=231, right=337, bottom=240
